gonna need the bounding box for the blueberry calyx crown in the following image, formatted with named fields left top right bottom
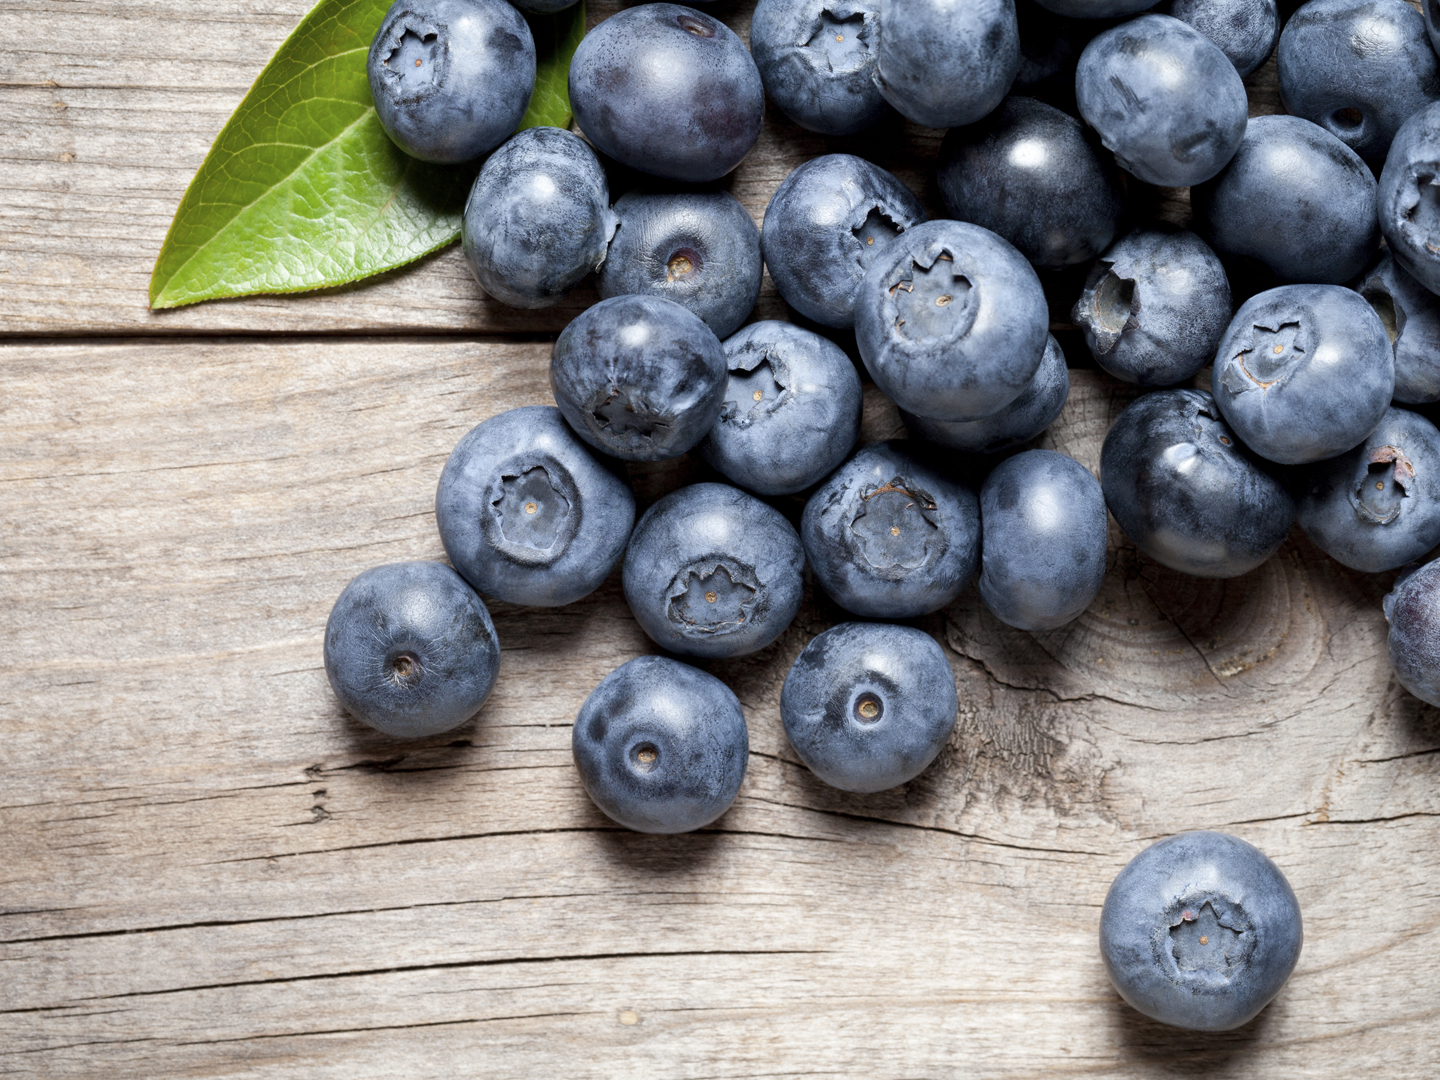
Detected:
left=849, top=476, right=943, bottom=573
left=1351, top=445, right=1415, bottom=525
left=666, top=558, right=761, bottom=635
left=1154, top=893, right=1257, bottom=989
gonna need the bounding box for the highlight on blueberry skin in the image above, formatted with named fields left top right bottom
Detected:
left=549, top=295, right=728, bottom=462
left=1379, top=102, right=1440, bottom=298
left=802, top=440, right=981, bottom=618
left=1385, top=557, right=1440, bottom=707
left=698, top=321, right=863, bottom=496
left=1164, top=0, right=1278, bottom=78
left=1359, top=254, right=1440, bottom=405
left=323, top=561, right=501, bottom=739
left=622, top=483, right=806, bottom=659
left=1211, top=285, right=1394, bottom=466
left=435, top=406, right=636, bottom=607
left=855, top=219, right=1049, bottom=423
left=1101, top=389, right=1296, bottom=579
left=761, top=154, right=928, bottom=330
left=368, top=0, right=536, bottom=164
left=1100, top=830, right=1303, bottom=1032
left=750, top=0, right=889, bottom=136
left=781, top=623, right=958, bottom=794
left=462, top=128, right=617, bottom=310
left=572, top=655, right=748, bottom=834
left=599, top=192, right=762, bottom=341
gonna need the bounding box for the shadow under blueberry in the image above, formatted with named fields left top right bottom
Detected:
left=1106, top=992, right=1277, bottom=1074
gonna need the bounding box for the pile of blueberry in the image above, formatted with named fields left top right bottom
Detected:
left=324, top=0, right=1440, bottom=1032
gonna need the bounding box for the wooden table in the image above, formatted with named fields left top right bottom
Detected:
left=4, top=3, right=1438, bottom=1076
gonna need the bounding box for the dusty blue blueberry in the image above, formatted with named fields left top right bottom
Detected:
left=1034, top=0, right=1159, bottom=15
left=324, top=561, right=500, bottom=738
left=1296, top=408, right=1440, bottom=573
left=750, top=0, right=889, bottom=136
left=568, top=4, right=764, bottom=182
left=937, top=96, right=1125, bottom=270
left=598, top=192, right=761, bottom=340
left=761, top=155, right=928, bottom=330
left=1193, top=115, right=1379, bottom=286
left=979, top=450, right=1108, bottom=631
left=368, top=0, right=535, bottom=164
left=1385, top=558, right=1440, bottom=706
left=1278, top=0, right=1440, bottom=166
left=1213, top=285, right=1393, bottom=465
left=698, top=322, right=863, bottom=496
left=1101, top=389, right=1295, bottom=577
left=1379, top=103, right=1440, bottom=299
left=1101, top=831, right=1303, bottom=1031
left=1073, top=227, right=1231, bottom=387
left=435, top=406, right=635, bottom=607
left=1076, top=15, right=1247, bottom=187
left=572, top=655, right=747, bottom=833
left=623, top=483, right=805, bottom=659
left=1164, top=0, right=1277, bottom=77
left=855, top=219, right=1049, bottom=422
left=803, top=441, right=981, bottom=617
left=550, top=295, right=727, bottom=462
left=871, top=0, right=1021, bottom=129
left=780, top=623, right=958, bottom=793
left=462, top=127, right=616, bottom=309
left=1359, top=254, right=1440, bottom=405
left=903, top=335, right=1069, bottom=454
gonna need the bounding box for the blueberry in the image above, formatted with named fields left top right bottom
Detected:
left=871, top=0, right=1021, bottom=129
left=902, top=335, right=1069, bottom=454
left=854, top=219, right=1049, bottom=422
left=1385, top=558, right=1440, bottom=706
left=461, top=127, right=617, bottom=310
left=568, top=4, right=764, bottom=182
left=598, top=191, right=761, bottom=340
left=978, top=450, right=1108, bottom=631
left=1378, top=102, right=1440, bottom=299
left=937, top=96, right=1125, bottom=271
left=1033, top=0, right=1161, bottom=15
left=1212, top=285, right=1393, bottom=465
left=1358, top=254, right=1440, bottom=405
left=780, top=623, right=958, bottom=793
left=1073, top=226, right=1232, bottom=387
left=623, top=483, right=805, bottom=659
left=1076, top=15, right=1247, bottom=187
left=550, top=295, right=728, bottom=462
left=572, top=655, right=747, bottom=833
left=698, top=321, right=863, bottom=496
left=1101, top=831, right=1303, bottom=1031
left=323, top=561, right=500, bottom=738
left=1164, top=0, right=1278, bottom=78
left=1101, top=389, right=1295, bottom=577
left=368, top=0, right=536, bottom=164
left=803, top=440, right=981, bottom=618
left=750, top=0, right=890, bottom=136
left=1277, top=0, right=1440, bottom=167
left=1193, top=115, right=1379, bottom=287
left=761, top=154, right=928, bottom=330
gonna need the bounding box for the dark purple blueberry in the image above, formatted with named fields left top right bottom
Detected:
left=1358, top=254, right=1440, bottom=405
left=1386, top=558, right=1440, bottom=706
left=1164, top=0, right=1278, bottom=78
left=750, top=0, right=890, bottom=136
left=1378, top=102, right=1440, bottom=299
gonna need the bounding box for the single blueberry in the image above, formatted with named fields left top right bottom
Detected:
left=761, top=154, right=928, bottom=330
left=1101, top=831, right=1303, bottom=1031
left=803, top=440, right=981, bottom=618
left=1193, top=115, right=1379, bottom=287
left=572, top=655, right=747, bottom=834
left=1163, top=0, right=1278, bottom=78
left=461, top=127, right=617, bottom=310
left=623, top=483, right=806, bottom=659
left=1101, top=389, right=1295, bottom=577
left=568, top=4, right=764, bottom=182
left=1358, top=254, right=1440, bottom=405
left=1212, top=285, right=1393, bottom=465
left=1277, top=0, right=1440, bottom=167
left=937, top=96, right=1125, bottom=271
left=549, top=295, right=728, bottom=462
left=1378, top=102, right=1440, bottom=299
left=598, top=191, right=762, bottom=340
left=1073, top=226, right=1232, bottom=387
left=871, top=0, right=1021, bottom=129
left=1385, top=557, right=1440, bottom=706
left=854, top=219, right=1049, bottom=422
left=902, top=335, right=1069, bottom=454
left=1033, top=0, right=1160, bottom=16
left=750, top=0, right=890, bottom=136
left=323, top=561, right=500, bottom=738
left=368, top=0, right=536, bottom=164
left=435, top=406, right=636, bottom=607
left=780, top=622, right=958, bottom=793
left=698, top=321, right=863, bottom=496
left=978, top=449, right=1108, bottom=631
left=1076, top=15, right=1247, bottom=187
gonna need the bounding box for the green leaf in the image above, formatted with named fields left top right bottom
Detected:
left=150, top=0, right=586, bottom=310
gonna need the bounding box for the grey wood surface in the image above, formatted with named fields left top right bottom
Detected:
left=3, top=2, right=1439, bottom=1078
